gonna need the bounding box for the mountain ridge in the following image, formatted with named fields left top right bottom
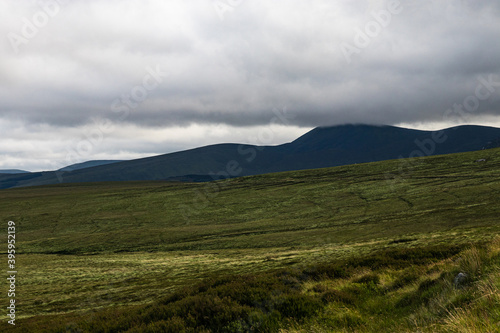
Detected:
left=2, top=124, right=500, bottom=189
left=59, top=160, right=124, bottom=172
left=0, top=169, right=30, bottom=174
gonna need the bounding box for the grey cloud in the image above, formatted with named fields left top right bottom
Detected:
left=1, top=0, right=500, bottom=170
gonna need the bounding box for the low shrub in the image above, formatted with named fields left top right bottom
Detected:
left=311, top=284, right=329, bottom=293
left=302, top=263, right=350, bottom=281
left=275, top=294, right=323, bottom=319
left=458, top=247, right=482, bottom=280
left=446, top=291, right=475, bottom=310
left=417, top=278, right=439, bottom=292
left=331, top=312, right=365, bottom=329
left=353, top=273, right=380, bottom=285
left=390, top=269, right=419, bottom=290
left=321, top=289, right=357, bottom=305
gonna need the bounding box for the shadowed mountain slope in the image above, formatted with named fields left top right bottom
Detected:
left=0, top=169, right=29, bottom=174
left=1, top=124, right=500, bottom=189
left=59, top=160, right=124, bottom=172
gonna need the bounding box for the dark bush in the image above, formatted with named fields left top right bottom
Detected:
left=254, top=310, right=282, bottom=333
left=347, top=245, right=462, bottom=270
left=395, top=293, right=417, bottom=308
left=275, top=294, right=323, bottom=319
left=446, top=291, right=475, bottom=310
left=417, top=278, right=439, bottom=292
left=331, top=312, right=365, bottom=329
left=302, top=263, right=350, bottom=280
left=321, top=289, right=357, bottom=305
left=175, top=295, right=251, bottom=330
left=390, top=270, right=419, bottom=290
left=213, top=281, right=274, bottom=307
left=160, top=285, right=195, bottom=305
left=388, top=238, right=416, bottom=244
left=396, top=278, right=442, bottom=308
left=142, top=317, right=187, bottom=333
left=311, top=284, right=329, bottom=293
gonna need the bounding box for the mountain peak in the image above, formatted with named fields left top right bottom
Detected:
left=2, top=124, right=500, bottom=189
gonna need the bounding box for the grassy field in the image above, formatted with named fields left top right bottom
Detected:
left=1, top=147, right=500, bottom=331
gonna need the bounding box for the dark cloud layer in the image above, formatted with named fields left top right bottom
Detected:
left=1, top=0, right=500, bottom=170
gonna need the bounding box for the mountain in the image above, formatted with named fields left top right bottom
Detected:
left=59, top=160, right=124, bottom=172
left=0, top=169, right=30, bottom=174
left=1, top=124, right=500, bottom=189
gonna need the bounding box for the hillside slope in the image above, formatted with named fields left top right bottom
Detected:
left=0, top=169, right=29, bottom=174
left=1, top=147, right=500, bottom=331
left=2, top=124, right=500, bottom=189
left=58, top=160, right=123, bottom=172
left=3, top=147, right=499, bottom=255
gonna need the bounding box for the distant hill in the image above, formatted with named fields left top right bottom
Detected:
left=1, top=124, right=500, bottom=189
left=59, top=160, right=124, bottom=172
left=0, top=169, right=29, bottom=174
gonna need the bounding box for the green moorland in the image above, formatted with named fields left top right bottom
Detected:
left=1, top=147, right=500, bottom=332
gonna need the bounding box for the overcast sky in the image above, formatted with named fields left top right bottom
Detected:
left=1, top=0, right=500, bottom=171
